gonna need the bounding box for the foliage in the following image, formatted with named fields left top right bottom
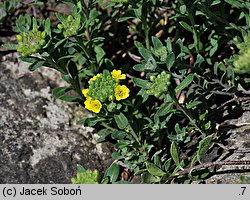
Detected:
left=0, top=0, right=21, bottom=22
left=2, top=0, right=250, bottom=184
left=240, top=176, right=250, bottom=184
left=71, top=164, right=99, bottom=184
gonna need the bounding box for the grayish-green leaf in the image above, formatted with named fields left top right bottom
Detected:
left=170, top=142, right=181, bottom=168
left=114, top=113, right=128, bottom=130
left=152, top=36, right=163, bottom=50
left=29, top=60, right=46, bottom=71
left=197, top=135, right=213, bottom=163
left=166, top=52, right=175, bottom=70
left=179, top=21, right=193, bottom=32
left=1, top=44, right=18, bottom=50
left=175, top=74, right=194, bottom=93
left=141, top=172, right=160, bottom=183
left=132, top=78, right=149, bottom=88
left=106, top=163, right=120, bottom=183
left=146, top=162, right=165, bottom=176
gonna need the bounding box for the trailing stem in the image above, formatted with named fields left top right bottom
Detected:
left=175, top=160, right=250, bottom=176
left=169, top=88, right=205, bottom=135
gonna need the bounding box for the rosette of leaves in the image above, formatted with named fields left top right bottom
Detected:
left=146, top=71, right=171, bottom=98
left=153, top=46, right=167, bottom=62
left=57, top=14, right=81, bottom=38
left=87, top=70, right=119, bottom=102
left=16, top=27, right=46, bottom=56
left=234, top=38, right=250, bottom=74
left=71, top=165, right=99, bottom=184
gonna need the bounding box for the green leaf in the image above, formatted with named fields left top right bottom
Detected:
left=204, top=121, right=211, bottom=130
left=114, top=140, right=131, bottom=149
left=186, top=101, right=202, bottom=109
left=77, top=117, right=106, bottom=126
left=40, top=52, right=50, bottom=57
left=146, top=162, right=165, bottom=177
left=133, top=64, right=145, bottom=72
left=106, top=163, right=120, bottom=183
left=197, top=135, right=213, bottom=163
left=111, top=131, right=126, bottom=140
left=76, top=164, right=86, bottom=173
left=2, top=44, right=18, bottom=50
left=58, top=95, right=82, bottom=102
left=118, top=16, right=134, bottom=22
left=104, top=58, right=114, bottom=68
left=55, top=13, right=65, bottom=23
left=175, top=38, right=188, bottom=55
left=163, top=158, right=172, bottom=171
left=166, top=52, right=175, bottom=70
left=19, top=56, right=39, bottom=63
left=112, top=152, right=124, bottom=160
left=132, top=78, right=149, bottom=88
left=156, top=102, right=173, bottom=117
left=170, top=142, right=181, bottom=168
left=29, top=60, right=46, bottom=71
left=224, top=0, right=244, bottom=8
left=180, top=5, right=186, bottom=14
left=134, top=7, right=142, bottom=19
left=166, top=37, right=172, bottom=52
left=137, top=88, right=149, bottom=103
left=194, top=54, right=205, bottom=67
left=52, top=87, right=72, bottom=98
left=191, top=154, right=198, bottom=167
left=152, top=36, right=163, bottom=50
left=240, top=176, right=250, bottom=184
left=144, top=58, right=157, bottom=71
left=134, top=41, right=144, bottom=49
left=94, top=46, right=105, bottom=63
left=138, top=48, right=152, bottom=60
left=175, top=74, right=194, bottom=93
left=179, top=21, right=193, bottom=33
left=114, top=113, right=129, bottom=129
left=0, top=8, right=7, bottom=21
left=141, top=172, right=160, bottom=183
left=55, top=38, right=67, bottom=49
left=97, top=129, right=112, bottom=143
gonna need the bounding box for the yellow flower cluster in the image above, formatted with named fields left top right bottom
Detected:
left=82, top=69, right=129, bottom=113
left=84, top=97, right=102, bottom=114
left=111, top=69, right=126, bottom=80
left=88, top=73, right=101, bottom=84
left=114, top=85, right=130, bottom=101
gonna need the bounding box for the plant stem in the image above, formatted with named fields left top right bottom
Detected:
left=142, top=0, right=150, bottom=49
left=46, top=56, right=67, bottom=75
left=127, top=124, right=141, bottom=145
left=101, top=122, right=117, bottom=131
left=102, top=122, right=141, bottom=145
left=169, top=88, right=205, bottom=135
left=175, top=160, right=250, bottom=176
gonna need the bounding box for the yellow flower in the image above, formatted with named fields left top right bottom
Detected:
left=84, top=97, right=102, bottom=113
left=111, top=69, right=126, bottom=80
left=82, top=89, right=89, bottom=97
left=114, top=85, right=130, bottom=101
left=88, top=73, right=101, bottom=84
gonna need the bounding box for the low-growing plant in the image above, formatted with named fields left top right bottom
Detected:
left=71, top=164, right=99, bottom=184
left=3, top=0, right=250, bottom=183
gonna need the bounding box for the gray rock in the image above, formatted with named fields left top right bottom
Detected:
left=0, top=53, right=112, bottom=183
left=200, top=111, right=250, bottom=184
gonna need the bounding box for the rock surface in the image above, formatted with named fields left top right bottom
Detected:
left=0, top=53, right=112, bottom=183
left=204, top=111, right=250, bottom=183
